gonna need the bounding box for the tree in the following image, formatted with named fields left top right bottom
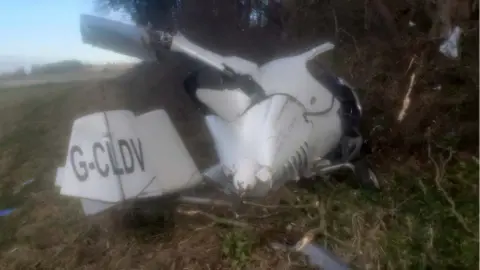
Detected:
left=11, top=67, right=26, bottom=78
left=95, top=0, right=285, bottom=30
left=30, top=60, right=86, bottom=75
left=96, top=0, right=478, bottom=37
left=95, top=0, right=179, bottom=28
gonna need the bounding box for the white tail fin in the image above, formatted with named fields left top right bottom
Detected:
left=57, top=109, right=202, bottom=213
left=80, top=199, right=116, bottom=216
left=134, top=110, right=203, bottom=195
left=60, top=110, right=136, bottom=202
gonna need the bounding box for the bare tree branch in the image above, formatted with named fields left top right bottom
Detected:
left=427, top=142, right=474, bottom=235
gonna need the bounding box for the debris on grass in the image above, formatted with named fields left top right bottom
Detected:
left=21, top=178, right=34, bottom=187
left=439, top=26, right=462, bottom=59
left=271, top=241, right=350, bottom=270
left=0, top=208, right=15, bottom=217
left=13, top=178, right=35, bottom=195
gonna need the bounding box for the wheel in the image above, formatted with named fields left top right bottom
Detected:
left=353, top=159, right=380, bottom=190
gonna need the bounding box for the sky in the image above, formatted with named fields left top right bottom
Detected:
left=0, top=0, right=139, bottom=72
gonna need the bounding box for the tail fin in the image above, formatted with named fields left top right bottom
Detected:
left=57, top=109, right=202, bottom=215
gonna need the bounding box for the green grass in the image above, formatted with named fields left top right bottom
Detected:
left=306, top=154, right=477, bottom=269
left=0, top=83, right=72, bottom=248
left=221, top=229, right=255, bottom=269
left=0, top=68, right=128, bottom=89
left=379, top=157, right=478, bottom=269
left=212, top=151, right=478, bottom=269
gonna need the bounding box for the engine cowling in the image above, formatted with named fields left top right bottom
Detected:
left=205, top=94, right=312, bottom=197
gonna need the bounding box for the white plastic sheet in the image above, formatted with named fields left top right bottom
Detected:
left=439, top=26, right=462, bottom=59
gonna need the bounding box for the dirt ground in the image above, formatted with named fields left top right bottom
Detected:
left=0, top=1, right=478, bottom=269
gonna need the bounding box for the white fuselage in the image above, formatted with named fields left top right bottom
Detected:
left=62, top=14, right=372, bottom=216
left=78, top=14, right=343, bottom=197
left=198, top=45, right=343, bottom=197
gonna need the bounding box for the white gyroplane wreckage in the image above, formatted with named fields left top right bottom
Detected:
left=55, top=14, right=379, bottom=216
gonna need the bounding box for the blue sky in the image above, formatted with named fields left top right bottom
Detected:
left=0, top=0, right=139, bottom=71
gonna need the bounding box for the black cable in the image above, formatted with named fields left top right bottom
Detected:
left=238, top=92, right=336, bottom=119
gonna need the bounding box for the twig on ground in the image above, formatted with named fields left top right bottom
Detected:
left=294, top=227, right=322, bottom=251
left=371, top=0, right=398, bottom=37
left=339, top=28, right=360, bottom=56
left=331, top=6, right=339, bottom=41
left=427, top=142, right=474, bottom=235
left=294, top=201, right=348, bottom=251
left=364, top=0, right=370, bottom=30
left=418, top=177, right=428, bottom=195
left=177, top=222, right=216, bottom=246
left=294, top=227, right=348, bottom=251
left=194, top=222, right=215, bottom=231
left=317, top=200, right=326, bottom=233
left=391, top=193, right=419, bottom=213
left=236, top=211, right=283, bottom=219
left=242, top=200, right=319, bottom=209
left=177, top=208, right=250, bottom=229
left=404, top=55, right=417, bottom=76
left=397, top=57, right=418, bottom=122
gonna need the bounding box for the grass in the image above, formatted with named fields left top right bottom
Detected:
left=0, top=80, right=476, bottom=270
left=0, top=84, right=69, bottom=245
left=221, top=229, right=255, bottom=269
left=0, top=67, right=129, bottom=88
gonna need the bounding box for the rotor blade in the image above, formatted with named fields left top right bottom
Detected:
left=79, top=14, right=156, bottom=61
